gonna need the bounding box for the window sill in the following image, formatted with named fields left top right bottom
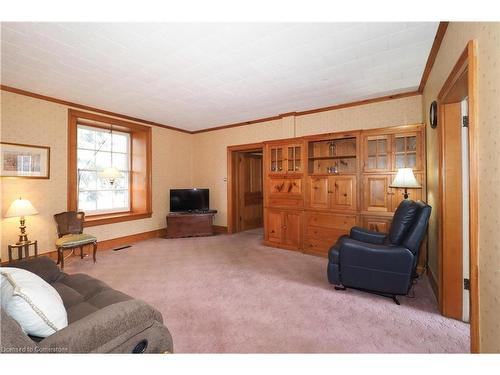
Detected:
left=83, top=211, right=152, bottom=227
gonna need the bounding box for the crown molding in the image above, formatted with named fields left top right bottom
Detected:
left=0, top=84, right=191, bottom=134
left=2, top=87, right=422, bottom=135
left=191, top=90, right=421, bottom=134
left=418, top=21, right=449, bottom=93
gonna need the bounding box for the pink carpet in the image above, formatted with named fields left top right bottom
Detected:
left=64, top=230, right=470, bottom=353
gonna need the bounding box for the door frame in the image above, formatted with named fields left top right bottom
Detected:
left=437, top=40, right=479, bottom=353
left=227, top=142, right=265, bottom=234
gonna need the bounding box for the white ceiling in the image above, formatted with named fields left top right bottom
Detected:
left=1, top=22, right=438, bottom=131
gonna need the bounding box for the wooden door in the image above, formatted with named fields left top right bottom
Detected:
left=330, top=176, right=357, bottom=211
left=238, top=153, right=263, bottom=231
left=441, top=102, right=463, bottom=320
left=393, top=132, right=423, bottom=171
left=286, top=144, right=303, bottom=173
left=265, top=209, right=282, bottom=244
left=363, top=175, right=391, bottom=212
left=308, top=176, right=329, bottom=209
left=283, top=211, right=302, bottom=249
left=269, top=146, right=284, bottom=173
left=362, top=215, right=392, bottom=233
left=364, top=135, right=391, bottom=172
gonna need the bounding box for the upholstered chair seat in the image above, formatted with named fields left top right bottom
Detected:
left=55, top=234, right=97, bottom=248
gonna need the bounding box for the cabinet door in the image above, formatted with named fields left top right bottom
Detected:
left=364, top=135, right=391, bottom=172
left=269, top=146, right=284, bottom=173
left=308, top=176, right=329, bottom=209
left=362, top=216, right=392, bottom=233
left=265, top=209, right=282, bottom=243
left=283, top=211, right=302, bottom=249
left=330, top=176, right=357, bottom=211
left=286, top=144, right=303, bottom=173
left=391, top=172, right=424, bottom=210
left=363, top=175, right=392, bottom=212
left=393, top=132, right=422, bottom=171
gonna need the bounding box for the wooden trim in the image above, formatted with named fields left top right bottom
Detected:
left=427, top=267, right=439, bottom=301
left=418, top=22, right=449, bottom=93
left=0, top=228, right=167, bottom=265
left=69, top=109, right=153, bottom=132
left=193, top=91, right=421, bottom=134
left=437, top=40, right=480, bottom=353
left=294, top=91, right=420, bottom=117
left=228, top=142, right=266, bottom=152
left=227, top=142, right=265, bottom=234
left=438, top=48, right=468, bottom=101
left=213, top=225, right=228, bottom=234
left=466, top=40, right=480, bottom=354
left=68, top=109, right=153, bottom=225
left=97, top=228, right=166, bottom=250
left=84, top=212, right=153, bottom=227
left=0, top=85, right=190, bottom=134
left=0, top=142, right=51, bottom=179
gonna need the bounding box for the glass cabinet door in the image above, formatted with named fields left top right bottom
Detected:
left=287, top=145, right=302, bottom=173
left=270, top=147, right=283, bottom=173
left=365, top=135, right=390, bottom=171
left=394, top=134, right=418, bottom=169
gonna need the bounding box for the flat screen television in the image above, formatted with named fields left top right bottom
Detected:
left=170, top=188, right=209, bottom=212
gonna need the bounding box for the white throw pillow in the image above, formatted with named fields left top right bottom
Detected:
left=0, top=267, right=68, bottom=337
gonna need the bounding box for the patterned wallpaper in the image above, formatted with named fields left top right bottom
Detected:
left=192, top=95, right=423, bottom=226
left=423, top=22, right=500, bottom=352
left=0, top=91, right=193, bottom=261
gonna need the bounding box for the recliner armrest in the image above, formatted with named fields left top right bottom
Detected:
left=350, top=227, right=387, bottom=244
left=340, top=238, right=414, bottom=274
left=39, top=300, right=173, bottom=353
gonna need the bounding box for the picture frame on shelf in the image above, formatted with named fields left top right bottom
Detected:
left=0, top=142, right=50, bottom=179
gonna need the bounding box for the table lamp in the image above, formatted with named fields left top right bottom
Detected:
left=390, top=168, right=421, bottom=199
left=5, top=197, right=39, bottom=244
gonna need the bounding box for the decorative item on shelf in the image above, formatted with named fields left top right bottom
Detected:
left=5, top=197, right=39, bottom=244
left=429, top=101, right=438, bottom=129
left=100, top=124, right=121, bottom=185
left=327, top=161, right=339, bottom=174
left=390, top=168, right=422, bottom=199
left=328, top=141, right=336, bottom=156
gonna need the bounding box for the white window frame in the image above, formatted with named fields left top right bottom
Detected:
left=76, top=124, right=131, bottom=215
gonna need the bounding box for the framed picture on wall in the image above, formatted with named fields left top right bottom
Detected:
left=0, top=142, right=50, bottom=179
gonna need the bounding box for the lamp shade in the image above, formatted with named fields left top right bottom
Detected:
left=100, top=167, right=121, bottom=181
left=390, top=168, right=422, bottom=189
left=5, top=198, right=39, bottom=218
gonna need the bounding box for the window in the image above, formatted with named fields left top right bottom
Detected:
left=77, top=125, right=131, bottom=214
left=68, top=109, right=152, bottom=227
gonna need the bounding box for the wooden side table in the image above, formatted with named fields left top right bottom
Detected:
left=8, top=240, right=38, bottom=263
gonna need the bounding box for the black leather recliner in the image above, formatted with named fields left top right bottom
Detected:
left=327, top=200, right=431, bottom=304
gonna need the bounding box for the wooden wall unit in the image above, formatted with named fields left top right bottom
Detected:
left=262, top=124, right=426, bottom=259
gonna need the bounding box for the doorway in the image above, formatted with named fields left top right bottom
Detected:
left=437, top=40, right=479, bottom=352
left=227, top=143, right=265, bottom=234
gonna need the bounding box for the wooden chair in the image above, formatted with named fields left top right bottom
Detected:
left=53, top=211, right=97, bottom=269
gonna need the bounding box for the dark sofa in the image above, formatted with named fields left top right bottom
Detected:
left=1, top=256, right=173, bottom=353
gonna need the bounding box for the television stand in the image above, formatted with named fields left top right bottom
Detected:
left=166, top=210, right=217, bottom=238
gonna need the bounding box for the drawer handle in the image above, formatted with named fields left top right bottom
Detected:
left=343, top=193, right=347, bottom=197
